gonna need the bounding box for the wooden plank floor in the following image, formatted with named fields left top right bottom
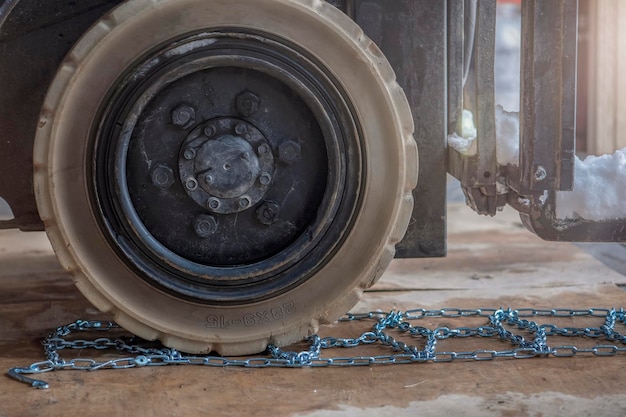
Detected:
left=2, top=203, right=626, bottom=417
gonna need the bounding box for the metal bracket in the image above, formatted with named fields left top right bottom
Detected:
left=511, top=0, right=625, bottom=242
left=519, top=193, right=626, bottom=242
left=516, top=0, right=577, bottom=194
left=447, top=0, right=504, bottom=216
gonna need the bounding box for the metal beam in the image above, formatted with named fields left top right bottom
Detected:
left=518, top=0, right=577, bottom=194
left=356, top=0, right=448, bottom=257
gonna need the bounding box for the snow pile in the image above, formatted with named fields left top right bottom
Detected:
left=556, top=149, right=626, bottom=220
left=461, top=109, right=478, bottom=139
left=448, top=106, right=519, bottom=163
left=447, top=110, right=477, bottom=154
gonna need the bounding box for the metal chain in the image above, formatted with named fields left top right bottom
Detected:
left=8, top=307, right=626, bottom=389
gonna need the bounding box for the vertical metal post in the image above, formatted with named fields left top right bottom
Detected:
left=447, top=0, right=501, bottom=215
left=356, top=0, right=448, bottom=257
left=468, top=0, right=497, bottom=186
left=448, top=0, right=465, bottom=136
left=519, top=0, right=577, bottom=194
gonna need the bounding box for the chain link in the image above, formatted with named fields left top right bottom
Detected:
left=8, top=307, right=626, bottom=389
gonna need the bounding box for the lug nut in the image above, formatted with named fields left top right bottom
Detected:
left=259, top=173, right=272, bottom=186
left=258, top=144, right=270, bottom=155
left=239, top=197, right=251, bottom=209
left=151, top=164, right=174, bottom=189
left=278, top=140, right=301, bottom=164
left=185, top=178, right=198, bottom=191
left=204, top=125, right=216, bottom=137
left=235, top=91, right=260, bottom=117
left=207, top=198, right=221, bottom=210
left=183, top=147, right=196, bottom=160
left=256, top=201, right=280, bottom=226
left=193, top=214, right=218, bottom=238
left=172, top=104, right=196, bottom=128
left=235, top=123, right=247, bottom=135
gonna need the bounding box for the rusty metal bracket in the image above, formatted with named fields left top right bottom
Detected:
left=447, top=0, right=504, bottom=216
left=516, top=0, right=577, bottom=195
left=507, top=0, right=625, bottom=242
left=519, top=193, right=626, bottom=242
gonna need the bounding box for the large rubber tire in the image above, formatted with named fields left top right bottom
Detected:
left=34, top=0, right=417, bottom=355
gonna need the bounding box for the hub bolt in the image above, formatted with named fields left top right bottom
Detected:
left=193, top=214, right=218, bottom=238
left=235, top=124, right=247, bottom=135
left=207, top=198, right=221, bottom=210
left=278, top=140, right=301, bottom=164
left=259, top=173, right=272, bottom=186
left=239, top=197, right=251, bottom=209
left=172, top=104, right=196, bottom=128
left=256, top=201, right=280, bottom=226
left=258, top=144, right=270, bottom=155
left=185, top=178, right=198, bottom=191
left=235, top=91, right=260, bottom=117
left=204, top=125, right=216, bottom=137
left=183, top=147, right=196, bottom=160
left=151, top=164, right=175, bottom=189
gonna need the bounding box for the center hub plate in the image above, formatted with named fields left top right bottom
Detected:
left=179, top=118, right=275, bottom=214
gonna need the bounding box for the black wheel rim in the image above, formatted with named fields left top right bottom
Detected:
left=92, top=30, right=363, bottom=304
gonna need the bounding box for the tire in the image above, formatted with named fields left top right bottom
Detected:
left=33, top=0, right=418, bottom=355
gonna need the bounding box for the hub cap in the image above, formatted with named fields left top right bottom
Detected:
left=178, top=118, right=275, bottom=214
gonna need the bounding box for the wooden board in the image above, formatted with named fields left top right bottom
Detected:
left=586, top=0, right=626, bottom=154
left=2, top=204, right=626, bottom=417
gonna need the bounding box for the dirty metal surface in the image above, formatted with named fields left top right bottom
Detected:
left=356, top=0, right=448, bottom=258
left=0, top=0, right=122, bottom=230
left=2, top=204, right=626, bottom=416
left=517, top=0, right=577, bottom=195
left=447, top=0, right=503, bottom=216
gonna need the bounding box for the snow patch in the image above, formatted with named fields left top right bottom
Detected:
left=447, top=110, right=477, bottom=154
left=449, top=106, right=520, bottom=164
left=556, top=149, right=626, bottom=220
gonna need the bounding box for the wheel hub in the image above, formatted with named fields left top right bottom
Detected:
left=179, top=118, right=275, bottom=214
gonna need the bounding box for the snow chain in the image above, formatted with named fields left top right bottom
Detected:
left=8, top=307, right=626, bottom=389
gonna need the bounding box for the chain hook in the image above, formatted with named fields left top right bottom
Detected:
left=7, top=366, right=51, bottom=389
